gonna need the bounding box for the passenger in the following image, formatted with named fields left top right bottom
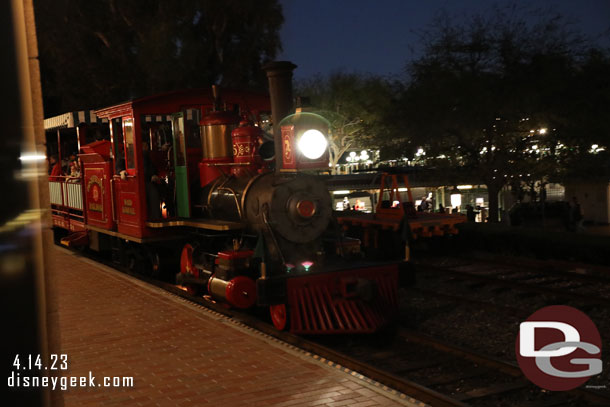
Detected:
left=115, top=147, right=126, bottom=176
left=438, top=203, right=445, bottom=213
left=143, top=141, right=162, bottom=220
left=69, top=160, right=80, bottom=177
left=68, top=154, right=80, bottom=177
left=49, top=155, right=61, bottom=177
left=61, top=155, right=70, bottom=174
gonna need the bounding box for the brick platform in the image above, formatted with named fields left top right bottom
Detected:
left=46, top=247, right=425, bottom=407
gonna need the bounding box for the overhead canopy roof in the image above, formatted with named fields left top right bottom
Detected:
left=95, top=88, right=270, bottom=119
left=44, top=110, right=108, bottom=131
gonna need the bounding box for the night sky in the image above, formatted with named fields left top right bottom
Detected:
left=278, top=0, right=610, bottom=80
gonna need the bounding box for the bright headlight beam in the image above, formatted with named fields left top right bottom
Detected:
left=298, top=129, right=327, bottom=160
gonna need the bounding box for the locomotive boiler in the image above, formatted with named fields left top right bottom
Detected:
left=47, top=61, right=401, bottom=335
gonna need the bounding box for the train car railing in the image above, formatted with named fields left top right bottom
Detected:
left=64, top=180, right=83, bottom=210
left=49, top=175, right=85, bottom=231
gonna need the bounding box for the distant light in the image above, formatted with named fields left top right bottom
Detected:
left=333, top=190, right=350, bottom=195
left=301, top=261, right=313, bottom=272
left=450, top=193, right=461, bottom=208
left=539, top=128, right=547, bottom=134
left=349, top=151, right=357, bottom=157
left=398, top=187, right=408, bottom=192
left=457, top=185, right=473, bottom=190
left=19, top=153, right=46, bottom=162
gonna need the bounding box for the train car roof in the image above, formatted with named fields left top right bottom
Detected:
left=44, top=110, right=108, bottom=131
left=95, top=87, right=270, bottom=119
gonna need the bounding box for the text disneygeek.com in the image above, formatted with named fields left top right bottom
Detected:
left=8, top=371, right=134, bottom=391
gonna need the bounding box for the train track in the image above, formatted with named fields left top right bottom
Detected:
left=70, top=247, right=610, bottom=406
left=322, top=326, right=609, bottom=407
left=413, top=257, right=610, bottom=308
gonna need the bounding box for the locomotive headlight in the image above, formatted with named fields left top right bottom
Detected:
left=298, top=129, right=328, bottom=160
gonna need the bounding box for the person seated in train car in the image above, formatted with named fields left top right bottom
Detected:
left=67, top=153, right=80, bottom=177
left=142, top=140, right=162, bottom=220
left=48, top=154, right=61, bottom=177
left=61, top=155, right=70, bottom=174
left=115, top=148, right=126, bottom=177
left=69, top=159, right=80, bottom=178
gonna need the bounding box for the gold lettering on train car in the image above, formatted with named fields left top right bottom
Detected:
left=122, top=206, right=136, bottom=215
left=122, top=198, right=135, bottom=215
left=88, top=203, right=103, bottom=212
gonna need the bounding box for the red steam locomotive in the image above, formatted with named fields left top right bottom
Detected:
left=47, top=62, right=401, bottom=334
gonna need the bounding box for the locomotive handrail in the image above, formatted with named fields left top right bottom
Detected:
left=145, top=219, right=243, bottom=231
left=217, top=186, right=243, bottom=219
left=205, top=162, right=252, bottom=167
left=261, top=204, right=286, bottom=266
left=110, top=177, right=116, bottom=223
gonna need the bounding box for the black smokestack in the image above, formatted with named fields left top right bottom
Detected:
left=262, top=61, right=297, bottom=174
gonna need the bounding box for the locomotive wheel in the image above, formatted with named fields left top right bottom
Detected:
left=179, top=243, right=201, bottom=296
left=144, top=249, right=162, bottom=279
left=270, top=304, right=290, bottom=331
left=126, top=248, right=142, bottom=274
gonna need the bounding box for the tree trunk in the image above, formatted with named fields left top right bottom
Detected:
left=486, top=183, right=501, bottom=223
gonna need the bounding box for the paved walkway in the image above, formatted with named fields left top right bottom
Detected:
left=46, top=247, right=425, bottom=407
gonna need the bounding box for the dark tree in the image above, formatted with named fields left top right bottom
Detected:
left=395, top=5, right=610, bottom=222
left=35, top=0, right=284, bottom=115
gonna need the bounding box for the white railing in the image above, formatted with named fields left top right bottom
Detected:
left=49, top=177, right=83, bottom=210
left=49, top=181, right=63, bottom=205
left=64, top=181, right=83, bottom=210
